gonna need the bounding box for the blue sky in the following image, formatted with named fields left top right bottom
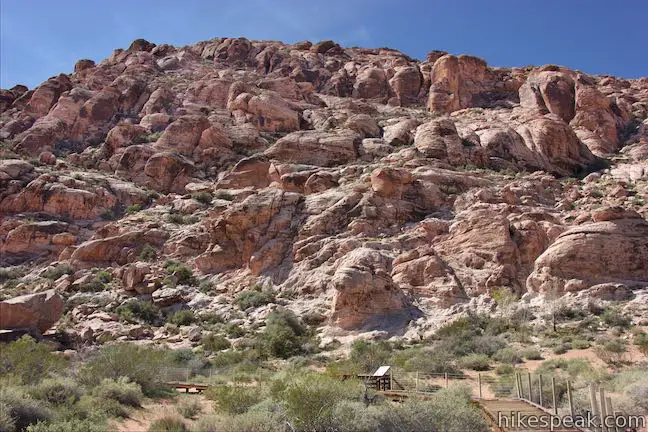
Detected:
left=1, top=0, right=647, bottom=89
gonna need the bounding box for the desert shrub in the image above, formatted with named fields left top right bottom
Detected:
left=495, top=364, right=516, bottom=376
left=147, top=416, right=187, bottom=432
left=571, top=339, right=591, bottom=349
left=0, top=403, right=16, bottom=432
left=139, top=244, right=157, bottom=261
left=226, top=324, right=246, bottom=338
left=92, top=377, right=143, bottom=407
left=399, top=348, right=461, bottom=375
left=29, top=378, right=81, bottom=407
left=271, top=372, right=359, bottom=431
left=419, top=385, right=489, bottom=432
left=125, top=203, right=143, bottom=214
left=552, top=343, right=571, bottom=355
left=601, top=308, right=631, bottom=328
left=95, top=271, right=112, bottom=283
left=197, top=410, right=284, bottom=432
left=206, top=386, right=264, bottom=415
left=458, top=354, right=490, bottom=371
left=41, top=264, right=74, bottom=280
left=75, top=395, right=128, bottom=419
left=25, top=419, right=105, bottom=432
left=201, top=333, right=231, bottom=352
left=0, top=387, right=52, bottom=432
left=79, top=343, right=166, bottom=395
left=210, top=351, right=246, bottom=369
left=213, top=190, right=235, bottom=201
left=0, top=267, right=21, bottom=282
left=257, top=309, right=309, bottom=359
left=235, top=286, right=275, bottom=310
left=198, top=311, right=224, bottom=324
left=594, top=338, right=628, bottom=364
left=115, top=299, right=160, bottom=324
left=349, top=340, right=393, bottom=373
left=0, top=336, right=66, bottom=385
left=164, top=260, right=195, bottom=285
left=191, top=191, right=213, bottom=204
left=522, top=348, right=543, bottom=360
left=176, top=398, right=202, bottom=419
left=492, top=347, right=522, bottom=364
left=165, top=214, right=199, bottom=225
left=168, top=310, right=195, bottom=326
left=634, top=332, right=648, bottom=357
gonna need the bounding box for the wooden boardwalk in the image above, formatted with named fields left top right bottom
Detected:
left=479, top=399, right=585, bottom=432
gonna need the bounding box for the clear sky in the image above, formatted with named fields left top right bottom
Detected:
left=1, top=0, right=647, bottom=89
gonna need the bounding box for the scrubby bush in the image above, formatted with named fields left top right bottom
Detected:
left=235, top=287, right=275, bottom=310
left=25, top=419, right=105, bottom=432
left=164, top=260, right=195, bottom=285
left=79, top=343, right=166, bottom=395
left=176, top=397, right=202, bottom=419
left=349, top=340, right=393, bottom=373
left=125, top=203, right=143, bottom=214
left=522, top=348, right=543, bottom=360
left=191, top=191, right=213, bottom=205
left=95, top=271, right=112, bottom=283
left=257, top=309, right=310, bottom=359
left=92, top=377, right=143, bottom=407
left=29, top=378, right=81, bottom=406
left=0, top=336, right=66, bottom=384
left=493, top=347, right=522, bottom=364
left=197, top=410, right=284, bottom=432
left=552, top=343, right=571, bottom=355
left=41, top=264, right=74, bottom=280
left=168, top=310, right=195, bottom=326
left=206, top=386, right=264, bottom=415
left=147, top=416, right=187, bottom=432
left=572, top=339, right=591, bottom=350
left=495, top=364, right=516, bottom=376
left=115, top=299, right=159, bottom=324
left=201, top=333, right=231, bottom=352
left=0, top=387, right=52, bottom=432
left=594, top=338, right=628, bottom=364
left=139, top=244, right=157, bottom=261
left=601, top=308, right=631, bottom=328
left=458, top=354, right=491, bottom=371
left=634, top=332, right=648, bottom=357
left=397, top=348, right=460, bottom=375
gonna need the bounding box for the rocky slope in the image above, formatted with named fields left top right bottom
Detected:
left=1, top=37, right=647, bottom=345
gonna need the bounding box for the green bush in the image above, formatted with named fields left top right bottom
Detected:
left=0, top=387, right=52, bottom=432
left=168, top=310, right=195, bottom=326
left=75, top=395, right=128, bottom=419
left=634, top=332, right=648, bottom=357
left=572, top=339, right=591, bottom=350
left=29, top=378, right=81, bottom=406
left=0, top=403, right=16, bottom=432
left=495, top=364, right=516, bottom=376
left=79, top=343, right=166, bottom=395
left=197, top=410, right=284, bottom=432
left=25, top=419, right=106, bottom=432
left=0, top=336, right=66, bottom=384
left=41, top=264, right=74, bottom=280
left=458, top=354, right=490, bottom=371
left=95, top=271, right=112, bottom=283
left=176, top=397, right=202, bottom=419
left=552, top=343, right=571, bottom=355
left=147, top=416, right=187, bottom=432
left=601, top=308, right=632, bottom=328
left=139, top=244, right=157, bottom=261
left=257, top=309, right=309, bottom=359
left=206, top=386, right=264, bottom=415
left=191, top=191, right=213, bottom=205
left=226, top=324, right=246, bottom=338
left=594, top=338, right=628, bottom=364
left=164, top=261, right=195, bottom=285
left=349, top=340, right=393, bottom=373
left=492, top=348, right=522, bottom=364
left=115, top=299, right=160, bottom=324
left=522, top=349, right=543, bottom=360
left=125, top=203, right=143, bottom=214
left=92, top=377, right=143, bottom=407
left=201, top=333, right=231, bottom=352
left=235, top=287, right=275, bottom=310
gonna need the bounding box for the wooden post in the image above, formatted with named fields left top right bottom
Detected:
left=566, top=380, right=574, bottom=417
left=599, top=388, right=608, bottom=432
left=527, top=372, right=533, bottom=402
left=590, top=383, right=600, bottom=432
left=538, top=374, right=544, bottom=407
left=516, top=373, right=522, bottom=398
left=390, top=372, right=393, bottom=391
left=186, top=368, right=190, bottom=382
left=415, top=371, right=419, bottom=392
left=551, top=377, right=558, bottom=415
left=605, top=397, right=616, bottom=432
left=478, top=373, right=483, bottom=399
left=444, top=372, right=448, bottom=388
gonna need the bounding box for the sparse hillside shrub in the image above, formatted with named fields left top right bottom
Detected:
left=492, top=347, right=522, bottom=364
left=600, top=307, right=631, bottom=328
left=191, top=191, right=213, bottom=204
left=634, top=332, right=648, bottom=357
left=92, top=377, right=143, bottom=407
left=125, top=203, right=143, bottom=214
left=41, top=264, right=74, bottom=280
left=0, top=404, right=16, bottom=432
left=458, top=354, right=491, bottom=371
left=139, top=244, right=157, bottom=261
left=26, top=419, right=106, bottom=432
left=257, top=309, right=309, bottom=359
left=79, top=343, right=166, bottom=395
left=201, top=333, right=231, bottom=352
left=147, top=416, right=187, bottom=432
left=168, top=310, right=195, bottom=326
left=349, top=340, right=393, bottom=373
left=0, top=387, right=52, bottom=432
left=0, top=336, right=66, bottom=384
left=594, top=338, right=628, bottom=364
left=522, top=348, right=543, bottom=360
left=197, top=410, right=284, bottom=432
left=235, top=286, right=275, bottom=310
left=164, top=260, right=195, bottom=285
left=115, top=299, right=159, bottom=324
left=29, top=378, right=81, bottom=407
left=206, top=386, right=264, bottom=415
left=176, top=397, right=202, bottom=419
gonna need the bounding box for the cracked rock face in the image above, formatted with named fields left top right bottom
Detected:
left=1, top=36, right=647, bottom=341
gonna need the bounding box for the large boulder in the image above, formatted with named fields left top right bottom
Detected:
left=527, top=210, right=648, bottom=294
left=264, top=130, right=359, bottom=167
left=0, top=290, right=64, bottom=333
left=519, top=71, right=576, bottom=122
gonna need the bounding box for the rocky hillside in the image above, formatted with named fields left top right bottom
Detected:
left=1, top=37, right=647, bottom=345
